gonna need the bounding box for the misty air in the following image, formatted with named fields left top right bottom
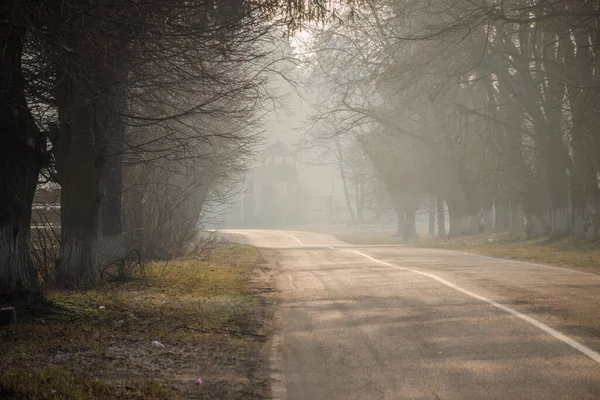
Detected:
left=1, top=1, right=599, bottom=399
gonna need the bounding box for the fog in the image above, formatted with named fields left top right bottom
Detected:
left=217, top=1, right=600, bottom=242
left=3, top=1, right=600, bottom=398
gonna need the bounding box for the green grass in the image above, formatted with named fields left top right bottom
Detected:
left=0, top=244, right=271, bottom=400
left=337, top=231, right=600, bottom=271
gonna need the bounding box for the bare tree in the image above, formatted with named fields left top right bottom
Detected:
left=0, top=0, right=361, bottom=296
left=303, top=0, right=600, bottom=241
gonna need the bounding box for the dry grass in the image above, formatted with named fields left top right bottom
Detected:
left=337, top=231, right=600, bottom=271
left=336, top=231, right=405, bottom=246
left=0, top=244, right=273, bottom=399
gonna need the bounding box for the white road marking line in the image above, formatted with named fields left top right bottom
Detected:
left=342, top=248, right=600, bottom=365
left=284, top=234, right=306, bottom=246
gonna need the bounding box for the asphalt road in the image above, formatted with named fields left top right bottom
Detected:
left=224, top=229, right=600, bottom=400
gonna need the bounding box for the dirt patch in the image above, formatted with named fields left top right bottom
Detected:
left=0, top=244, right=276, bottom=399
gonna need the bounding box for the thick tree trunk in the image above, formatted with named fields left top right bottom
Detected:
left=0, top=155, right=41, bottom=298
left=54, top=80, right=107, bottom=288
left=393, top=201, right=406, bottom=237
left=97, top=105, right=124, bottom=265
left=525, top=213, right=549, bottom=238
left=97, top=160, right=123, bottom=266
left=436, top=198, right=446, bottom=237
left=0, top=24, right=44, bottom=298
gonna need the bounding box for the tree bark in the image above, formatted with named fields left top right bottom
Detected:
left=0, top=23, right=44, bottom=298
left=97, top=102, right=125, bottom=265
left=54, top=77, right=109, bottom=288
left=100, top=139, right=123, bottom=238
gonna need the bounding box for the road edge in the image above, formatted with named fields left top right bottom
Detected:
left=257, top=249, right=287, bottom=400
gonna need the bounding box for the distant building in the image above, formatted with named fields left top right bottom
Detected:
left=223, top=140, right=397, bottom=228
left=227, top=140, right=303, bottom=226
left=32, top=184, right=60, bottom=229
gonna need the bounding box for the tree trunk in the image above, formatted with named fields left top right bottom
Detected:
left=393, top=200, right=406, bottom=237
left=482, top=201, right=493, bottom=233
left=126, top=170, right=147, bottom=251
left=334, top=136, right=356, bottom=225
left=540, top=32, right=571, bottom=237
left=54, top=79, right=107, bottom=288
left=101, top=168, right=122, bottom=237
left=509, top=202, right=524, bottom=234
left=525, top=213, right=549, bottom=238
left=494, top=199, right=510, bottom=231
left=403, top=210, right=415, bottom=241
left=100, top=149, right=122, bottom=238
left=569, top=146, right=599, bottom=240
left=564, top=31, right=600, bottom=240
left=97, top=160, right=123, bottom=266
left=0, top=24, right=44, bottom=298
left=464, top=214, right=479, bottom=235
left=502, top=27, right=570, bottom=238
left=428, top=197, right=435, bottom=236
left=447, top=199, right=462, bottom=237
left=436, top=198, right=446, bottom=237
left=354, top=177, right=364, bottom=226
left=97, top=104, right=125, bottom=265
left=544, top=134, right=571, bottom=236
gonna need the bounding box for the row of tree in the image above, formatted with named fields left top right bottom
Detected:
left=306, top=0, right=600, bottom=240
left=0, top=0, right=340, bottom=299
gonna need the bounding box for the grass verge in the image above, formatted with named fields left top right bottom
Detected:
left=337, top=231, right=600, bottom=271
left=0, top=244, right=273, bottom=399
